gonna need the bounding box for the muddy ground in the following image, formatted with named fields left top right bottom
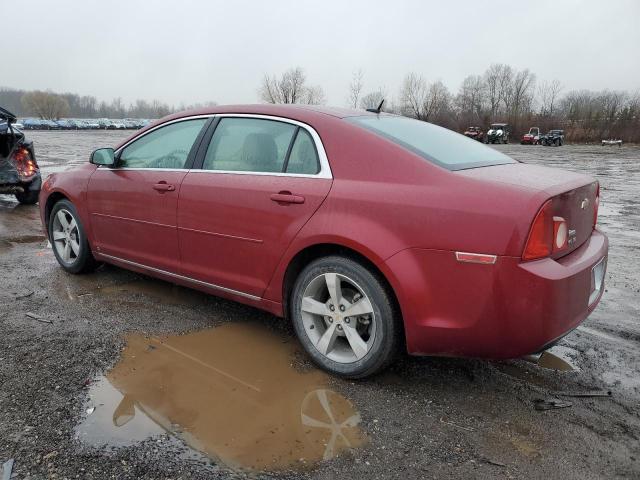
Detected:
left=1, top=131, right=639, bottom=479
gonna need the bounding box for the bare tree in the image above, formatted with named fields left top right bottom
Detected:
left=360, top=88, right=387, bottom=110
left=508, top=69, right=536, bottom=129
left=21, top=91, right=70, bottom=120
left=259, top=67, right=324, bottom=104
left=348, top=69, right=364, bottom=108
left=456, top=75, right=486, bottom=121
left=304, top=85, right=327, bottom=105
left=400, top=72, right=428, bottom=119
left=538, top=79, right=563, bottom=117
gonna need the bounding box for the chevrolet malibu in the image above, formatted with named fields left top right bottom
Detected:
left=39, top=105, right=608, bottom=378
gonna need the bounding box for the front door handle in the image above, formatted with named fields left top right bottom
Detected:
left=270, top=191, right=305, bottom=204
left=153, top=182, right=175, bottom=192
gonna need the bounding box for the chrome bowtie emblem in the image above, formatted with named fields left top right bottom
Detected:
left=581, top=198, right=590, bottom=209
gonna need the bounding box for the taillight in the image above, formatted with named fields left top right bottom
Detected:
left=593, top=183, right=600, bottom=228
left=12, top=147, right=38, bottom=179
left=522, top=200, right=553, bottom=260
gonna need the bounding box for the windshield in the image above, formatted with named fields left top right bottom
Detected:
left=347, top=116, right=516, bottom=170
left=490, top=124, right=504, bottom=130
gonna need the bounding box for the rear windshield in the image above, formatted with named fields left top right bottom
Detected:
left=347, top=116, right=516, bottom=170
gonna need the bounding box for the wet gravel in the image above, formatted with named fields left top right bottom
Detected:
left=1, top=132, right=639, bottom=479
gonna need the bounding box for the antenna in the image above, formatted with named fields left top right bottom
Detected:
left=366, top=99, right=385, bottom=114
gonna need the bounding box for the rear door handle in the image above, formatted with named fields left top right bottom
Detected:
left=270, top=191, right=305, bottom=204
left=153, top=182, right=175, bottom=192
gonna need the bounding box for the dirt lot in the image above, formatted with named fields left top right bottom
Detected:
left=1, top=131, right=639, bottom=479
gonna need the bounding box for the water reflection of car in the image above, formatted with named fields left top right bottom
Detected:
left=486, top=122, right=510, bottom=144
left=0, top=107, right=41, bottom=204
left=463, top=126, right=484, bottom=142
left=87, top=325, right=365, bottom=471
left=521, top=127, right=541, bottom=145
left=40, top=104, right=608, bottom=378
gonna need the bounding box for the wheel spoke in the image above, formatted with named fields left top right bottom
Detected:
left=68, top=217, right=78, bottom=233
left=316, top=322, right=339, bottom=356
left=342, top=323, right=369, bottom=360
left=56, top=210, right=70, bottom=229
left=301, top=413, right=333, bottom=429
left=324, top=273, right=342, bottom=306
left=316, top=389, right=336, bottom=424
left=70, top=239, right=80, bottom=256
left=63, top=241, right=71, bottom=262
left=344, top=297, right=373, bottom=317
left=52, top=231, right=66, bottom=241
left=301, top=297, right=330, bottom=316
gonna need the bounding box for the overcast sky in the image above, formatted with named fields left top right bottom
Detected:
left=4, top=0, right=639, bottom=107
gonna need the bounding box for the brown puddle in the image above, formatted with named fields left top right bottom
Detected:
left=77, top=323, right=365, bottom=471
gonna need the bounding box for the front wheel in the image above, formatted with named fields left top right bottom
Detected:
left=49, top=199, right=100, bottom=273
left=291, top=256, right=400, bottom=378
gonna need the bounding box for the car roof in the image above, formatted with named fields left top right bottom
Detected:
left=160, top=104, right=379, bottom=124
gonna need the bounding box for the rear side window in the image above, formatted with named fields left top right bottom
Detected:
left=347, top=116, right=516, bottom=170
left=285, top=129, right=320, bottom=174
left=203, top=118, right=297, bottom=173
left=119, top=119, right=206, bottom=169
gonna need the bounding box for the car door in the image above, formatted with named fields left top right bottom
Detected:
left=87, top=117, right=209, bottom=273
left=177, top=115, right=332, bottom=298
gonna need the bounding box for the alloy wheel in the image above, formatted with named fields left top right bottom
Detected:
left=300, top=273, right=376, bottom=363
left=51, top=208, right=81, bottom=264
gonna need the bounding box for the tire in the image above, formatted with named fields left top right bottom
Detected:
left=15, top=188, right=40, bottom=205
left=290, top=256, right=400, bottom=378
left=49, top=199, right=100, bottom=274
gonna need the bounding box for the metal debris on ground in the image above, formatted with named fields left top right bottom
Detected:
left=2, top=459, right=13, bottom=480
left=553, top=390, right=613, bottom=398
left=534, top=399, right=573, bottom=411
left=25, top=312, right=53, bottom=324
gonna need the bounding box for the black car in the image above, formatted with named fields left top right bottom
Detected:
left=0, top=107, right=41, bottom=204
left=541, top=129, right=564, bottom=146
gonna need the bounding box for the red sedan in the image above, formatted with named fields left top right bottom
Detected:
left=39, top=105, right=608, bottom=378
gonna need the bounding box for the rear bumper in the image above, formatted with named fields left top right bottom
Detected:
left=385, top=229, right=608, bottom=359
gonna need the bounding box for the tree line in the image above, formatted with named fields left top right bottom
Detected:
left=3, top=63, right=638, bottom=142
left=0, top=87, right=217, bottom=121
left=260, top=65, right=640, bottom=143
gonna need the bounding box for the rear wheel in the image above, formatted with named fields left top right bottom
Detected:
left=291, top=256, right=400, bottom=378
left=49, top=199, right=100, bottom=273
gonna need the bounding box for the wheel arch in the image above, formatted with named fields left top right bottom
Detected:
left=280, top=242, right=405, bottom=345
left=44, top=191, right=70, bottom=235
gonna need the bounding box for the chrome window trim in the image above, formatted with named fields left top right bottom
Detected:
left=201, top=114, right=332, bottom=179
left=101, top=113, right=333, bottom=179
left=113, top=114, right=213, bottom=156
left=97, top=252, right=261, bottom=301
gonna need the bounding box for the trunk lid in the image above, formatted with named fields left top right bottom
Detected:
left=457, top=163, right=598, bottom=257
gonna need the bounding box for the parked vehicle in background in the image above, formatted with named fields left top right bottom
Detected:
left=97, top=119, right=114, bottom=129
left=40, top=104, right=608, bottom=378
left=111, top=120, right=126, bottom=129
left=85, top=120, right=100, bottom=129
left=521, top=127, right=541, bottom=145
left=540, top=129, right=564, bottom=146
left=602, top=139, right=622, bottom=147
left=0, top=107, right=41, bottom=204
left=486, top=123, right=510, bottom=144
left=463, top=126, right=484, bottom=142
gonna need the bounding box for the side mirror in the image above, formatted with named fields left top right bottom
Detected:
left=90, top=147, right=115, bottom=166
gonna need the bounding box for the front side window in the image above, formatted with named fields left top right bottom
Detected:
left=202, top=118, right=297, bottom=173
left=118, top=119, right=207, bottom=169
left=348, top=116, right=515, bottom=170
